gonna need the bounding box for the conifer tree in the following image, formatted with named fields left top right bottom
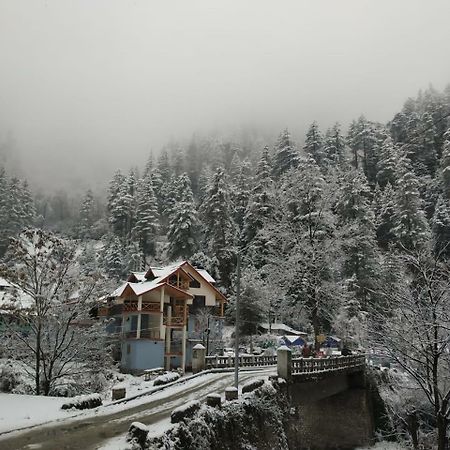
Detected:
left=304, top=121, right=324, bottom=166
left=376, top=137, right=399, bottom=188
left=335, top=170, right=379, bottom=308
left=323, top=123, right=346, bottom=166
left=373, top=183, right=397, bottom=249
left=432, top=196, right=450, bottom=258
left=272, top=128, right=299, bottom=179
left=133, top=176, right=158, bottom=261
left=242, top=146, right=274, bottom=268
left=78, top=189, right=96, bottom=239
left=440, top=133, right=450, bottom=199
left=392, top=161, right=430, bottom=249
left=167, top=173, right=199, bottom=260
left=200, top=167, right=236, bottom=289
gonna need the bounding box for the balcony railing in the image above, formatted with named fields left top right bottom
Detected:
left=163, top=316, right=185, bottom=327
left=124, top=329, right=161, bottom=340
left=123, top=301, right=160, bottom=314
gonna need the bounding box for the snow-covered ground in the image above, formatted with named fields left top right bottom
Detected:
left=0, top=370, right=242, bottom=436
left=0, top=393, right=69, bottom=433
left=357, top=443, right=407, bottom=449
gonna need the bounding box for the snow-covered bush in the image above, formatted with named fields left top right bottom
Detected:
left=127, top=422, right=149, bottom=449
left=148, top=380, right=290, bottom=450
left=0, top=360, right=33, bottom=394
left=61, top=393, right=102, bottom=410
left=153, top=371, right=180, bottom=386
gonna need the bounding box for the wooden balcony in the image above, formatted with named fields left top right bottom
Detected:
left=124, top=329, right=161, bottom=340
left=163, top=316, right=185, bottom=327
left=98, top=304, right=124, bottom=317
left=123, top=301, right=160, bottom=314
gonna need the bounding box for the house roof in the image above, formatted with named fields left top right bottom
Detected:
left=259, top=323, right=307, bottom=336
left=283, top=335, right=306, bottom=344
left=112, top=261, right=221, bottom=300
left=0, top=277, right=12, bottom=288
left=197, top=269, right=215, bottom=284
left=0, top=282, right=33, bottom=312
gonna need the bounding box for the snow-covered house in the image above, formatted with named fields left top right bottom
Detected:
left=0, top=277, right=32, bottom=313
left=258, top=322, right=307, bottom=337
left=281, top=334, right=306, bottom=347
left=99, top=261, right=227, bottom=372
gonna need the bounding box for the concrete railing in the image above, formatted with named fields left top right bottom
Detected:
left=192, top=344, right=366, bottom=378
left=291, top=354, right=366, bottom=374
left=205, top=354, right=277, bottom=369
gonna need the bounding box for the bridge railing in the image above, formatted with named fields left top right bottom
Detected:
left=291, top=354, right=366, bottom=374
left=205, top=354, right=277, bottom=369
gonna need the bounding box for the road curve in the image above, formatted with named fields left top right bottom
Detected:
left=0, top=368, right=275, bottom=450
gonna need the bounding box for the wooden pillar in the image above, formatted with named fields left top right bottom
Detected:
left=159, top=286, right=165, bottom=340
left=136, top=296, right=142, bottom=339
left=165, top=304, right=172, bottom=371
left=181, top=323, right=187, bottom=374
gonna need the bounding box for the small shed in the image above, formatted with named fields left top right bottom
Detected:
left=281, top=335, right=306, bottom=347
left=324, top=335, right=342, bottom=349
left=258, top=322, right=307, bottom=337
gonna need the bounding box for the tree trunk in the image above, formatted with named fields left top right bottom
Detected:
left=437, top=414, right=447, bottom=450
left=312, top=306, right=320, bottom=353
left=35, top=323, right=41, bottom=395
left=406, top=410, right=419, bottom=450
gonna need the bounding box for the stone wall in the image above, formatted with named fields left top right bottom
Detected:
left=288, top=387, right=374, bottom=449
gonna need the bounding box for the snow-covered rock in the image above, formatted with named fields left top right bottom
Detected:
left=61, top=393, right=102, bottom=410
left=171, top=400, right=201, bottom=423
left=153, top=371, right=180, bottom=386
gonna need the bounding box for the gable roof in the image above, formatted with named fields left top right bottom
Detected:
left=180, top=261, right=226, bottom=302
left=112, top=261, right=223, bottom=300
left=259, top=323, right=307, bottom=336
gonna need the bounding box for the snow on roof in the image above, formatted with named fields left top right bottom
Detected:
left=130, top=272, right=147, bottom=282
left=0, top=284, right=33, bottom=311
left=196, top=269, right=215, bottom=283
left=0, top=277, right=12, bottom=288
left=112, top=262, right=222, bottom=300
left=259, top=323, right=307, bottom=336
left=283, top=335, right=306, bottom=343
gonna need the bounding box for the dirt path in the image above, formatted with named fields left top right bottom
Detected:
left=0, top=369, right=274, bottom=450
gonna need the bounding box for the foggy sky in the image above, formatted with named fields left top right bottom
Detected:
left=1, top=0, right=450, bottom=193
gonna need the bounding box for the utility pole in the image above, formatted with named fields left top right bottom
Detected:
left=234, top=250, right=241, bottom=389
left=206, top=316, right=210, bottom=356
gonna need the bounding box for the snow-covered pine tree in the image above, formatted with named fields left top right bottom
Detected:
left=272, top=128, right=299, bottom=179
left=323, top=123, right=346, bottom=167
left=133, top=175, right=158, bottom=262
left=392, top=160, right=430, bottom=249
left=167, top=173, right=199, bottom=260
left=335, top=170, right=380, bottom=309
left=432, top=195, right=450, bottom=258
left=376, top=136, right=399, bottom=188
left=440, top=132, right=450, bottom=199
left=373, top=183, right=397, bottom=249
left=200, top=167, right=236, bottom=290
left=265, top=157, right=338, bottom=349
left=242, top=146, right=274, bottom=268
left=78, top=189, right=95, bottom=239
left=230, top=159, right=252, bottom=231
left=304, top=121, right=324, bottom=167
left=100, top=234, right=127, bottom=279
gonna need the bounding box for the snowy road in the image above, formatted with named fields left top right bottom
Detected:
left=0, top=368, right=275, bottom=450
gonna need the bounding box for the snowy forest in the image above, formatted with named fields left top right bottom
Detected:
left=3, top=84, right=450, bottom=446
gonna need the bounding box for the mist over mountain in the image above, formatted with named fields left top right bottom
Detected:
left=1, top=0, right=450, bottom=193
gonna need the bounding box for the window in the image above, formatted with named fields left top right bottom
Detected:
left=127, top=344, right=131, bottom=354
left=189, top=278, right=201, bottom=288
left=131, top=315, right=138, bottom=331
left=191, top=295, right=206, bottom=314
